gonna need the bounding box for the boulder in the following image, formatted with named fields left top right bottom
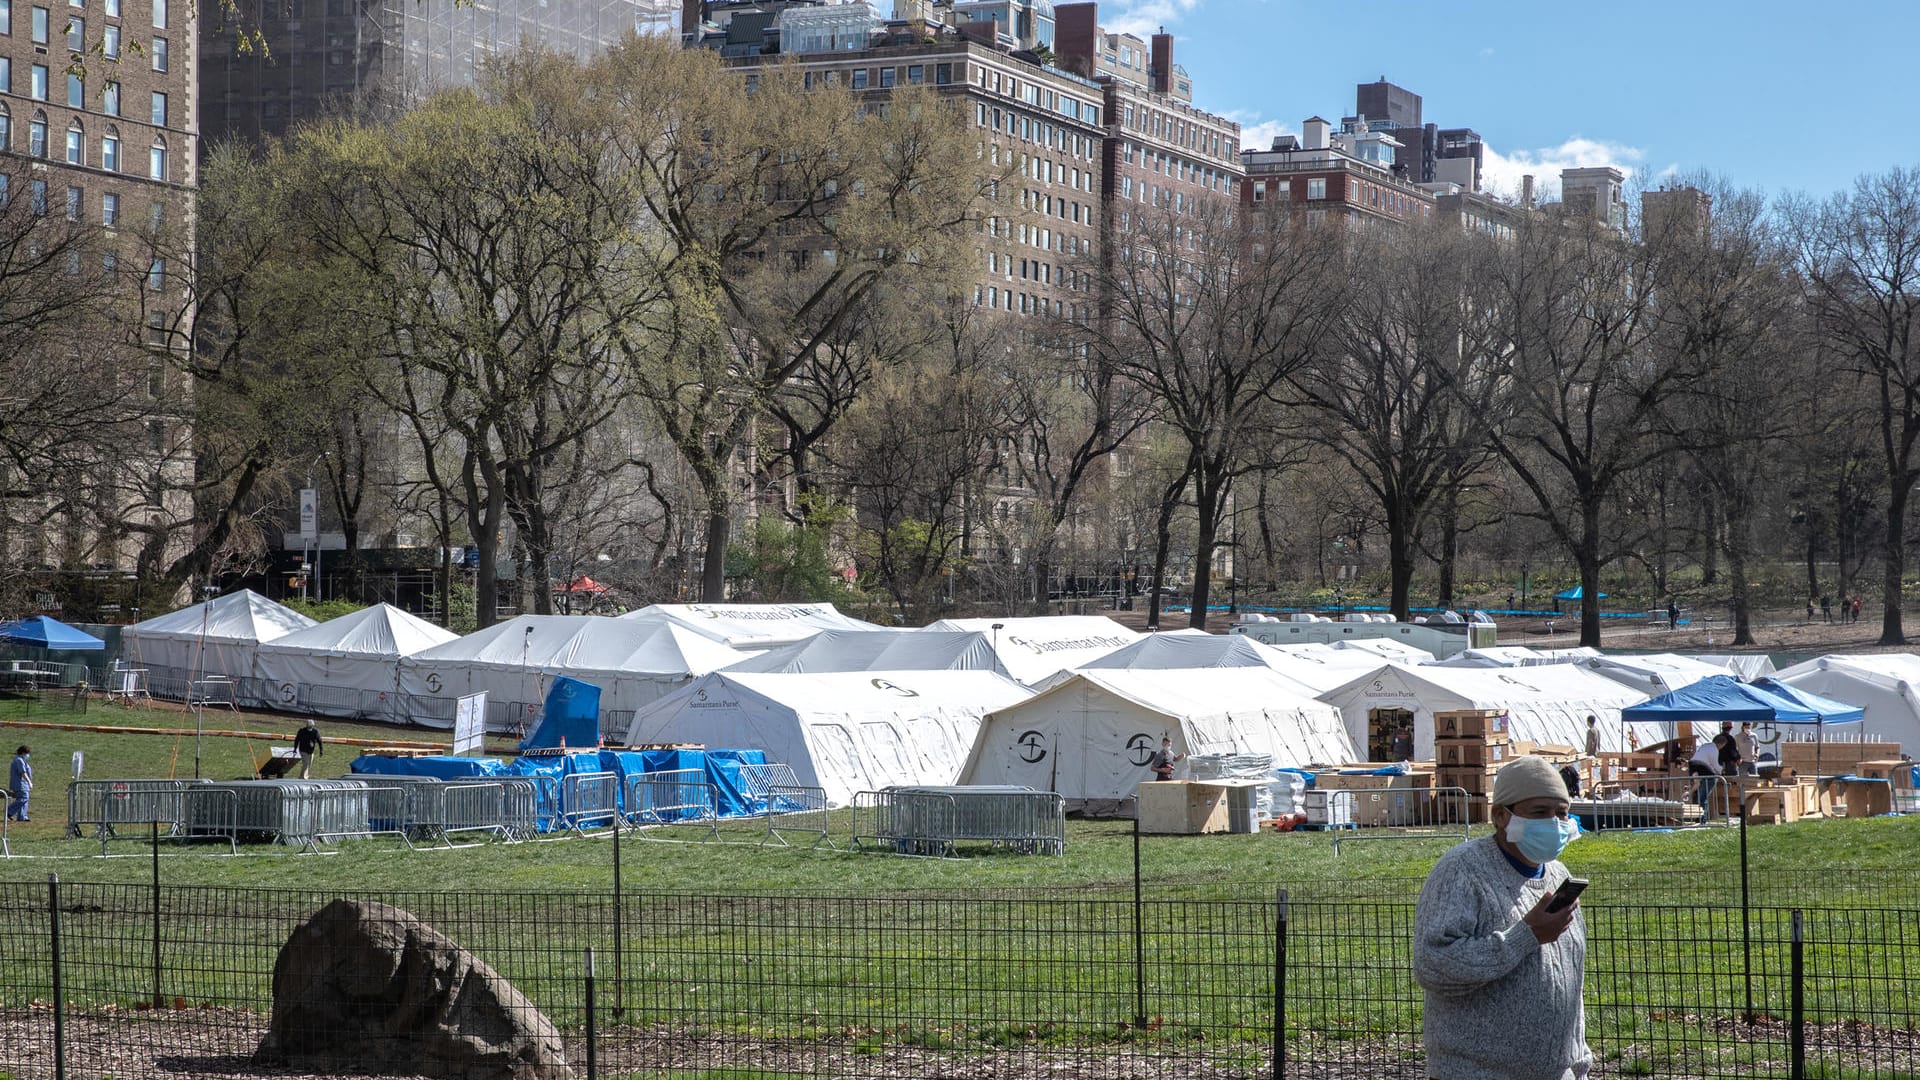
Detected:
left=255, top=898, right=573, bottom=1080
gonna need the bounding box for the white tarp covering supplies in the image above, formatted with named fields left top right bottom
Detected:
left=623, top=669, right=1032, bottom=807
left=1317, top=662, right=1656, bottom=762
left=617, top=603, right=880, bottom=650
left=722, top=630, right=1010, bottom=678
left=924, top=616, right=1139, bottom=687
left=397, top=614, right=745, bottom=732
left=122, top=589, right=317, bottom=707
left=1582, top=653, right=1728, bottom=698
left=956, top=667, right=1357, bottom=806
left=1773, top=654, right=1920, bottom=753
left=1031, top=631, right=1325, bottom=697
left=253, top=603, right=459, bottom=720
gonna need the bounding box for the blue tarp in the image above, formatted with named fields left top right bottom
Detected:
left=349, top=755, right=505, bottom=779
left=0, top=616, right=105, bottom=650
left=517, top=676, right=602, bottom=751
left=1554, top=586, right=1607, bottom=601
left=1621, top=675, right=1861, bottom=725
left=702, top=749, right=769, bottom=816
left=352, top=746, right=769, bottom=826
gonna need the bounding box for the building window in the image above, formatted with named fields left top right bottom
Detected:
left=907, top=64, right=923, bottom=84
left=151, top=0, right=163, bottom=27
left=101, top=189, right=117, bottom=225
left=150, top=90, right=164, bottom=125
left=0, top=110, right=8, bottom=151
left=66, top=71, right=81, bottom=107
left=146, top=257, right=163, bottom=290
left=150, top=35, right=165, bottom=71
left=29, top=177, right=46, bottom=215
left=1307, top=178, right=1326, bottom=200
left=102, top=23, right=116, bottom=58
left=878, top=66, right=895, bottom=88
left=1252, top=181, right=1265, bottom=202
left=850, top=69, right=867, bottom=90
left=29, top=115, right=46, bottom=156
left=0, top=0, right=10, bottom=34
left=64, top=122, right=79, bottom=162
left=102, top=80, right=117, bottom=115
left=935, top=62, right=951, bottom=85
left=30, top=4, right=46, bottom=43
left=64, top=12, right=77, bottom=49
left=101, top=130, right=116, bottom=170
left=147, top=139, right=164, bottom=180
left=31, top=63, right=47, bottom=99
left=0, top=57, right=8, bottom=92
left=105, top=0, right=115, bottom=13
left=64, top=184, right=79, bottom=219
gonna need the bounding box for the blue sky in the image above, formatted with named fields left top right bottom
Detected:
left=1099, top=0, right=1918, bottom=201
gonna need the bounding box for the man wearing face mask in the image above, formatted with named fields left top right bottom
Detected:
left=1414, top=756, right=1589, bottom=1079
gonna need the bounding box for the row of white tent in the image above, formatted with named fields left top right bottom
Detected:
left=114, top=591, right=1920, bottom=808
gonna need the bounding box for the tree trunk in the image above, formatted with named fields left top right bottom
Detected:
left=1881, top=480, right=1908, bottom=645
left=1145, top=467, right=1190, bottom=632
left=1385, top=498, right=1414, bottom=621
left=1189, top=469, right=1222, bottom=631
left=1578, top=502, right=1603, bottom=648
left=1696, top=500, right=1716, bottom=587
left=1437, top=495, right=1460, bottom=609
left=1727, top=543, right=1754, bottom=647
left=1805, top=530, right=1820, bottom=607
left=701, top=509, right=730, bottom=603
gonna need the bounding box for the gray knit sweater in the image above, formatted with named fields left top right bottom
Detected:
left=1413, top=836, right=1590, bottom=1080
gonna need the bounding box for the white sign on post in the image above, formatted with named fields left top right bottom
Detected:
left=452, top=692, right=488, bottom=756
left=299, top=488, right=318, bottom=544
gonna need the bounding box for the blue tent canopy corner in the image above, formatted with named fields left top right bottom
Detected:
left=0, top=616, right=105, bottom=650
left=1553, top=586, right=1607, bottom=602
left=517, top=676, right=604, bottom=752
left=1622, top=675, right=1863, bottom=727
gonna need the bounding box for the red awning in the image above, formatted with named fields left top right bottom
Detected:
left=555, top=575, right=610, bottom=595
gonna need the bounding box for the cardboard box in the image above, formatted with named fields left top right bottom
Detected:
left=1436, top=739, right=1511, bottom=768
left=1435, top=710, right=1509, bottom=740
left=1436, top=765, right=1501, bottom=796
left=1136, top=781, right=1232, bottom=834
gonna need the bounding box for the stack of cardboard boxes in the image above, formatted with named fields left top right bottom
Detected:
left=1433, top=710, right=1510, bottom=823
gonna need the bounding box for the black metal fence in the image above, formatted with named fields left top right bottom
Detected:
left=3, top=873, right=1917, bottom=1079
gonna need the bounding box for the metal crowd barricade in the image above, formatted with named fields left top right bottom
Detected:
left=735, top=763, right=804, bottom=815
left=1582, top=773, right=1732, bottom=830
left=65, top=779, right=235, bottom=852
left=496, top=778, right=543, bottom=839
left=763, top=784, right=834, bottom=850
left=186, top=676, right=238, bottom=712
left=624, top=769, right=715, bottom=825
left=310, top=784, right=413, bottom=850
left=1332, top=785, right=1476, bottom=856
left=883, top=785, right=1067, bottom=856
left=562, top=771, right=621, bottom=833
left=851, top=789, right=961, bottom=856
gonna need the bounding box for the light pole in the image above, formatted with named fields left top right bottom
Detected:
left=191, top=583, right=216, bottom=779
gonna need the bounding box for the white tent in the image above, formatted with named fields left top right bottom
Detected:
left=1330, top=638, right=1438, bottom=665
left=723, top=630, right=1011, bottom=678
left=253, top=603, right=458, bottom=720
left=1582, top=653, right=1728, bottom=698
left=1431, top=646, right=1601, bottom=668
left=957, top=668, right=1357, bottom=804
left=1773, top=654, right=1920, bottom=752
left=1690, top=654, right=1777, bottom=679
left=122, top=589, right=316, bottom=706
left=623, top=669, right=1032, bottom=806
left=396, top=615, right=746, bottom=733
left=617, top=603, right=880, bottom=649
left=1031, top=632, right=1323, bottom=697
left=1262, top=643, right=1417, bottom=694
left=1318, top=662, right=1658, bottom=761
left=923, top=616, right=1138, bottom=687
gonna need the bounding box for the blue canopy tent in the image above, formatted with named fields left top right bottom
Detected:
left=0, top=616, right=105, bottom=650
left=1552, top=585, right=1607, bottom=613
left=1622, top=674, right=1863, bottom=774
left=517, top=676, right=603, bottom=752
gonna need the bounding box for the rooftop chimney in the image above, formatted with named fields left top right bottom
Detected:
left=1301, top=116, right=1330, bottom=151
left=1521, top=174, right=1535, bottom=208
left=681, top=0, right=704, bottom=38
left=1150, top=29, right=1173, bottom=95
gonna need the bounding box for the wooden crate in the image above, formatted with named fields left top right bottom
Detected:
left=1434, top=709, right=1509, bottom=740
left=1779, top=741, right=1904, bottom=773
left=1436, top=738, right=1511, bottom=768
left=1137, top=781, right=1232, bottom=835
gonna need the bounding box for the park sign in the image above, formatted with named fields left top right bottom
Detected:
left=453, top=692, right=488, bottom=756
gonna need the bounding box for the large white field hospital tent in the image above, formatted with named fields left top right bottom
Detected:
left=1432, top=646, right=1601, bottom=668
left=723, top=630, right=1011, bottom=678
left=1264, top=643, right=1421, bottom=694
left=1692, top=654, right=1778, bottom=679
left=1319, top=663, right=1657, bottom=762
left=924, top=616, right=1138, bottom=686
left=623, top=669, right=1033, bottom=806
left=957, top=668, right=1357, bottom=803
left=397, top=615, right=745, bottom=733
left=1032, top=632, right=1323, bottom=696
left=122, top=589, right=316, bottom=705
left=618, top=603, right=879, bottom=649
left=1774, top=654, right=1920, bottom=752
left=1582, top=653, right=1728, bottom=698
left=1329, top=638, right=1438, bottom=665
left=253, top=603, right=458, bottom=720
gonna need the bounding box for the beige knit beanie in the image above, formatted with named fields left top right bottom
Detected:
left=1490, top=756, right=1571, bottom=807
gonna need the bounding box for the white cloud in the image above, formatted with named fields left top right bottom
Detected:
left=1234, top=117, right=1296, bottom=153
left=1479, top=137, right=1645, bottom=202
left=1101, top=0, right=1202, bottom=38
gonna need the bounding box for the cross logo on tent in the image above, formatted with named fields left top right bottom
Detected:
left=1126, top=733, right=1156, bottom=766
left=1016, top=730, right=1047, bottom=763
left=871, top=678, right=918, bottom=698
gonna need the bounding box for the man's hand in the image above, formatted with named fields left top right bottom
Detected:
left=1522, top=890, right=1578, bottom=945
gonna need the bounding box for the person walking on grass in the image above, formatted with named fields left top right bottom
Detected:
left=7, top=745, right=31, bottom=822
left=1414, top=756, right=1589, bottom=1079
left=294, top=719, right=324, bottom=779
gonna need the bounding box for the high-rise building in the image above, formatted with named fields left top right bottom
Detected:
left=199, top=0, right=675, bottom=147
left=1240, top=115, right=1435, bottom=226
left=1560, top=165, right=1627, bottom=232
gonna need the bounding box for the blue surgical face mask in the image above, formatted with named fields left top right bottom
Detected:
left=1504, top=814, right=1580, bottom=864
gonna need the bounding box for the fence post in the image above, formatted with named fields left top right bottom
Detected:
left=1132, top=814, right=1146, bottom=1029
left=49, top=873, right=66, bottom=1080
left=611, top=815, right=624, bottom=1018
left=1788, top=909, right=1804, bottom=1080
left=1272, top=887, right=1288, bottom=1080
left=1738, top=786, right=1753, bottom=1022
left=151, top=821, right=164, bottom=1009
left=583, top=946, right=597, bottom=1080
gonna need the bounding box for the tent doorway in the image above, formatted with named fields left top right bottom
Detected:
left=1368, top=707, right=1414, bottom=762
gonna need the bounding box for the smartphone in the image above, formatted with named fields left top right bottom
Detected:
left=1545, top=877, right=1589, bottom=914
